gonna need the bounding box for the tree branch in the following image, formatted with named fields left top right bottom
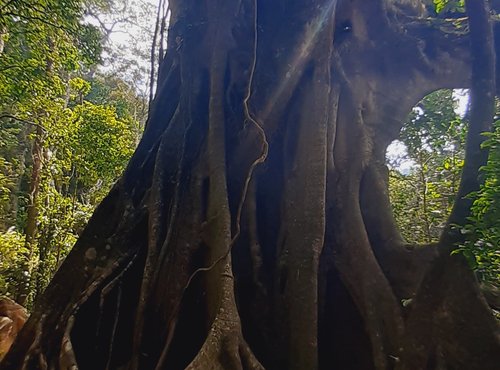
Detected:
left=0, top=114, right=47, bottom=132
left=440, top=0, right=496, bottom=249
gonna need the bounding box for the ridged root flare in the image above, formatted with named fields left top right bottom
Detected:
left=185, top=261, right=264, bottom=370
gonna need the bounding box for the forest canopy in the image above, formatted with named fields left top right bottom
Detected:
left=0, top=0, right=154, bottom=307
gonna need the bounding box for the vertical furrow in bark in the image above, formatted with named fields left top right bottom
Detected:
left=242, top=178, right=267, bottom=298
left=129, top=107, right=187, bottom=369
left=276, top=4, right=336, bottom=366
left=125, top=58, right=180, bottom=189
left=326, top=82, right=340, bottom=174
left=146, top=21, right=215, bottom=364
left=329, top=94, right=404, bottom=369
left=149, top=167, right=205, bottom=370
left=330, top=186, right=404, bottom=369
left=360, top=162, right=404, bottom=251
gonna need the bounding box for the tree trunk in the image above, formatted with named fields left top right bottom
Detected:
left=3, top=0, right=500, bottom=369
left=9, top=125, right=28, bottom=229
left=15, top=124, right=43, bottom=307
left=0, top=26, right=6, bottom=56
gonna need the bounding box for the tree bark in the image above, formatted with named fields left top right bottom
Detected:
left=3, top=1, right=500, bottom=369
left=15, top=124, right=43, bottom=307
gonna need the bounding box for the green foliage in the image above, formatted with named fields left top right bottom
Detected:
left=456, top=121, right=500, bottom=283
left=390, top=90, right=465, bottom=243
left=0, top=119, right=24, bottom=228
left=0, top=230, right=27, bottom=297
left=0, top=0, right=145, bottom=305
left=72, top=101, right=136, bottom=199
left=390, top=89, right=500, bottom=285
left=34, top=186, right=92, bottom=295
left=86, top=74, right=147, bottom=124
left=433, top=0, right=465, bottom=14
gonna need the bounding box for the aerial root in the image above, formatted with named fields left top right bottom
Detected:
left=331, top=172, right=405, bottom=370
left=59, top=316, right=77, bottom=370
left=20, top=315, right=46, bottom=368
left=19, top=314, right=77, bottom=369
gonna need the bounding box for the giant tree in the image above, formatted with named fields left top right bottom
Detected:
left=3, top=0, right=500, bottom=369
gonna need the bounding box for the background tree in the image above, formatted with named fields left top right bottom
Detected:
left=389, top=89, right=466, bottom=244
left=3, top=0, right=500, bottom=370
left=0, top=0, right=147, bottom=306
left=388, top=89, right=500, bottom=286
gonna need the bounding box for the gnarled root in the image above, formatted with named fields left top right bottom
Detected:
left=186, top=261, right=264, bottom=370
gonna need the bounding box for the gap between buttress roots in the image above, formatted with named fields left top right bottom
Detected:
left=328, top=99, right=405, bottom=370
